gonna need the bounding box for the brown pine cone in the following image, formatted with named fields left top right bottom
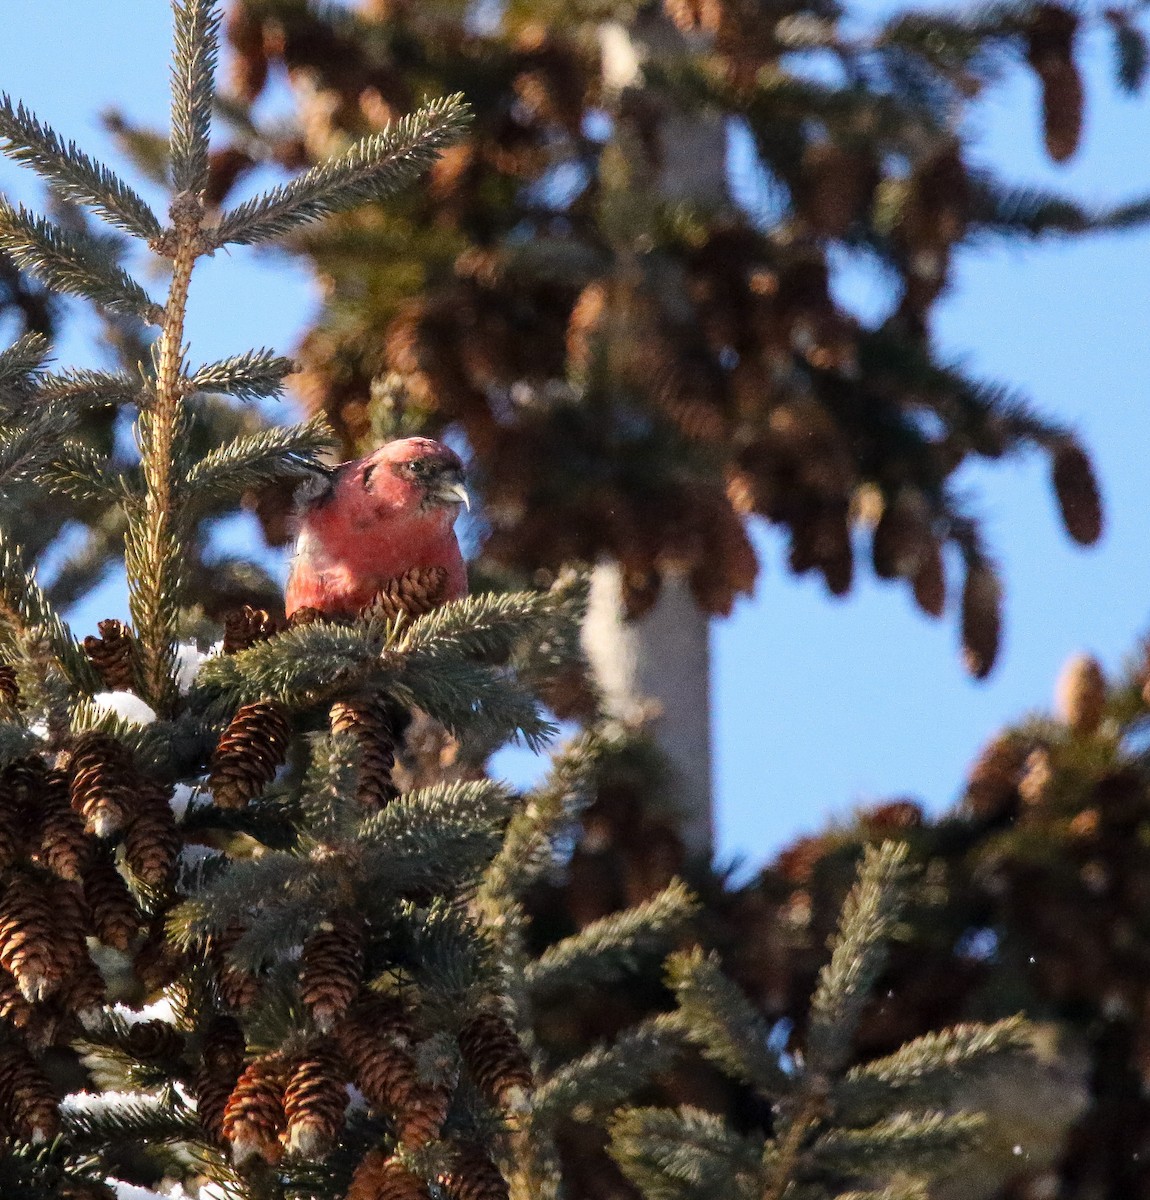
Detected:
left=66, top=732, right=138, bottom=837
left=212, top=923, right=263, bottom=1011
left=210, top=700, right=292, bottom=809
left=1051, top=439, right=1102, bottom=546
left=963, top=733, right=1033, bottom=821
left=122, top=779, right=180, bottom=887
left=0, top=1043, right=60, bottom=1142
left=299, top=911, right=364, bottom=1033
left=194, top=1015, right=246, bottom=1142
left=82, top=619, right=140, bottom=692
left=83, top=856, right=141, bottom=951
left=0, top=966, right=35, bottom=1028
left=361, top=566, right=449, bottom=623
left=457, top=1012, right=532, bottom=1111
left=134, top=915, right=186, bottom=992
left=223, top=605, right=281, bottom=654
left=330, top=693, right=408, bottom=809
left=1026, top=4, right=1083, bottom=163
left=0, top=869, right=72, bottom=1001
left=395, top=1081, right=450, bottom=1149
left=437, top=1141, right=510, bottom=1200
left=1055, top=652, right=1107, bottom=736
left=346, top=1151, right=431, bottom=1200
left=288, top=605, right=326, bottom=628
left=283, top=1041, right=349, bottom=1156
left=124, top=1019, right=185, bottom=1062
left=35, top=768, right=92, bottom=882
left=335, top=996, right=419, bottom=1113
left=961, top=556, right=1001, bottom=680
left=1, top=756, right=45, bottom=868
left=222, top=1054, right=289, bottom=1165
left=0, top=662, right=19, bottom=708
left=57, top=950, right=106, bottom=1019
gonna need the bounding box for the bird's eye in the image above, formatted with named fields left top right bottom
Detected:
left=362, top=464, right=376, bottom=489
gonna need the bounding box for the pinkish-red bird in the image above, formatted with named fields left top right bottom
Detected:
left=285, top=437, right=469, bottom=619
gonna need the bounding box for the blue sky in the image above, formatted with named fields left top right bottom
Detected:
left=2, top=3, right=1149, bottom=872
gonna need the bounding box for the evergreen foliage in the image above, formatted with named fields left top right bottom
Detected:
left=0, top=6, right=1142, bottom=1200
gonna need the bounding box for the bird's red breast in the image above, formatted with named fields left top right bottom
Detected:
left=285, top=437, right=469, bottom=619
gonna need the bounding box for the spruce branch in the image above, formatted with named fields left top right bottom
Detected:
left=835, top=1016, right=1031, bottom=1118
left=0, top=330, right=50, bottom=397
left=532, top=1012, right=691, bottom=1127
left=833, top=1183, right=930, bottom=1200
left=0, top=527, right=95, bottom=688
left=0, top=198, right=162, bottom=321
left=195, top=620, right=389, bottom=707
left=169, top=0, right=221, bottom=194
left=60, top=1090, right=200, bottom=1145
left=34, top=366, right=143, bottom=410
left=664, top=947, right=792, bottom=1097
left=479, top=729, right=605, bottom=909
left=390, top=587, right=575, bottom=661
left=211, top=95, right=471, bottom=247
left=809, top=1110, right=985, bottom=1174
left=183, top=415, right=334, bottom=501
left=0, top=93, right=163, bottom=240
left=526, top=880, right=698, bottom=997
left=0, top=403, right=77, bottom=491
left=190, top=348, right=296, bottom=401
left=609, top=1106, right=763, bottom=1200
left=807, top=841, right=909, bottom=1076
left=41, top=440, right=134, bottom=506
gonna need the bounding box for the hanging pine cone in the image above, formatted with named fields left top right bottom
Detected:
left=457, top=1011, right=532, bottom=1112
left=34, top=768, right=91, bottom=882
left=223, top=605, right=281, bottom=654
left=346, top=1151, right=431, bottom=1200
left=0, top=662, right=20, bottom=708
left=81, top=619, right=140, bottom=692
left=0, top=762, right=29, bottom=869
left=335, top=996, right=420, bottom=1114
left=1055, top=653, right=1107, bottom=736
left=330, top=693, right=408, bottom=809
left=124, top=1018, right=185, bottom=1063
left=283, top=1041, right=349, bottom=1156
left=0, top=1043, right=59, bottom=1142
left=194, top=1015, right=246, bottom=1142
left=961, top=556, right=1002, bottom=680
left=0, top=869, right=73, bottom=1001
left=122, top=778, right=180, bottom=888
left=1026, top=3, right=1084, bottom=162
left=361, top=566, right=450, bottom=623
left=1051, top=439, right=1103, bottom=546
left=437, top=1141, right=510, bottom=1200
left=299, top=911, right=364, bottom=1032
left=210, top=699, right=292, bottom=809
left=83, top=855, right=141, bottom=951
left=57, top=950, right=106, bottom=1019
left=871, top=489, right=932, bottom=580
left=0, top=966, right=35, bottom=1029
left=912, top=537, right=946, bottom=618
left=395, top=1081, right=450, bottom=1149
left=212, top=923, right=263, bottom=1011
left=66, top=732, right=138, bottom=837
left=134, top=915, right=186, bottom=992
left=223, top=1054, right=290, bottom=1165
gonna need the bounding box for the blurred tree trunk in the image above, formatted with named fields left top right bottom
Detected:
left=584, top=563, right=714, bottom=857
left=581, top=21, right=731, bottom=860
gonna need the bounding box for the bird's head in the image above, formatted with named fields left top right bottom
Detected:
left=299, top=437, right=470, bottom=531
